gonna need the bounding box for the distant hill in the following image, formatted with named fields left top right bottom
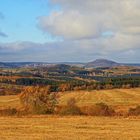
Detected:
left=0, top=59, right=140, bottom=68
left=85, top=59, right=120, bottom=68
left=0, top=62, right=50, bottom=68
left=0, top=62, right=5, bottom=67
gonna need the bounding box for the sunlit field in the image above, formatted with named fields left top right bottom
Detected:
left=0, top=95, right=20, bottom=109
left=0, top=88, right=140, bottom=112
left=1, top=0, right=140, bottom=139
left=0, top=116, right=140, bottom=140
left=59, top=88, right=140, bottom=112
left=0, top=88, right=140, bottom=139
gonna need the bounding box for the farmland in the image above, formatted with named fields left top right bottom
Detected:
left=0, top=65, right=140, bottom=140
left=0, top=116, right=140, bottom=140
left=59, top=88, right=140, bottom=112
left=1, top=0, right=140, bottom=139
left=1, top=88, right=140, bottom=111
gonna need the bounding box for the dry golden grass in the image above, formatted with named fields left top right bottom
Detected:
left=0, top=88, right=140, bottom=139
left=0, top=95, right=20, bottom=109
left=59, top=88, right=140, bottom=112
left=0, top=88, right=140, bottom=112
left=0, top=116, right=140, bottom=140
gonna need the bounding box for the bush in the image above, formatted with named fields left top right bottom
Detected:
left=59, top=98, right=82, bottom=115
left=128, top=105, right=140, bottom=116
left=81, top=103, right=115, bottom=116
left=59, top=105, right=82, bottom=116
left=20, top=86, right=57, bottom=114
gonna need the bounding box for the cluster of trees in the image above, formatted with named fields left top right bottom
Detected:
left=59, top=77, right=140, bottom=91
left=16, top=78, right=59, bottom=86
left=0, top=79, right=13, bottom=84
left=20, top=86, right=57, bottom=114
left=1, top=76, right=140, bottom=92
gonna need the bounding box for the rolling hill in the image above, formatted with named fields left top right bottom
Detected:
left=0, top=59, right=140, bottom=68
left=85, top=59, right=121, bottom=68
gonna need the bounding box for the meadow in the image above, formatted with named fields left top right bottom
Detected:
left=0, top=88, right=140, bottom=112
left=0, top=88, right=140, bottom=139
left=0, top=116, right=140, bottom=140
left=59, top=88, right=140, bottom=113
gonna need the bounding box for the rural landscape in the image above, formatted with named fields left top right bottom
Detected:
left=0, top=0, right=140, bottom=140
left=0, top=59, right=140, bottom=139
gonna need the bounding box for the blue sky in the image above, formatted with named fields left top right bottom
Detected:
left=0, top=0, right=140, bottom=62
left=0, top=0, right=56, bottom=43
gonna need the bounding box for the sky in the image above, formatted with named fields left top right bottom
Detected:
left=0, top=0, right=140, bottom=63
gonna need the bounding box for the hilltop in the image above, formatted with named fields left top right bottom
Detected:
left=85, top=59, right=120, bottom=68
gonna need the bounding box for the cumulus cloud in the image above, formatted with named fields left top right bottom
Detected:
left=38, top=0, right=140, bottom=51
left=0, top=40, right=140, bottom=62
left=1, top=0, right=140, bottom=62
left=38, top=11, right=102, bottom=40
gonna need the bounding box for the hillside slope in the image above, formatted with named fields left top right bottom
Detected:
left=85, top=59, right=120, bottom=68
left=59, top=88, right=140, bottom=111
left=0, top=88, right=140, bottom=112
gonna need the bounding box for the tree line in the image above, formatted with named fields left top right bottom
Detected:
left=1, top=77, right=139, bottom=92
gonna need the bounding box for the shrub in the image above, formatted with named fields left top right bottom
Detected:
left=128, top=105, right=140, bottom=116
left=81, top=103, right=115, bottom=116
left=59, top=98, right=82, bottom=115
left=59, top=105, right=82, bottom=116
left=20, top=86, right=57, bottom=114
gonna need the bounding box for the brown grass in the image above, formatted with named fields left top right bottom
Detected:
left=0, top=116, right=140, bottom=140
left=0, top=95, right=20, bottom=109
left=0, top=88, right=140, bottom=139
left=59, top=88, right=140, bottom=113
left=0, top=88, right=140, bottom=112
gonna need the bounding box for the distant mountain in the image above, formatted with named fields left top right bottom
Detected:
left=85, top=59, right=121, bottom=68
left=0, top=60, right=140, bottom=68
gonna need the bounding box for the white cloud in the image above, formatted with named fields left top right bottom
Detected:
left=0, top=0, right=140, bottom=62
left=38, top=10, right=102, bottom=40
left=38, top=0, right=140, bottom=50
left=0, top=39, right=139, bottom=63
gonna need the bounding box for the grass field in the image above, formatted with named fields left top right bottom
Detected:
left=59, top=88, right=140, bottom=112
left=0, top=88, right=140, bottom=112
left=0, top=116, right=140, bottom=140
left=0, top=88, right=140, bottom=139
left=0, top=95, right=20, bottom=109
